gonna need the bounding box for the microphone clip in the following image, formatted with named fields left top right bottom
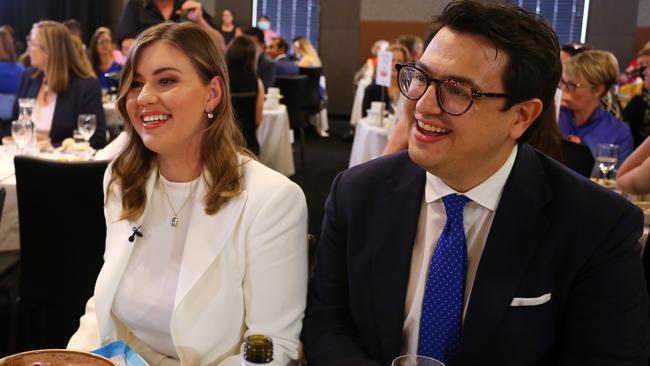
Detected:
left=128, top=225, right=143, bottom=243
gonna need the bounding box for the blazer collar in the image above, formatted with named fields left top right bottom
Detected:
left=369, top=154, right=427, bottom=362
left=459, top=144, right=553, bottom=361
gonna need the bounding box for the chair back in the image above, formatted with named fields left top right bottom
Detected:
left=231, top=92, right=260, bottom=155
left=275, top=75, right=307, bottom=130
left=299, top=67, right=323, bottom=113
left=0, top=187, right=5, bottom=223
left=13, top=156, right=108, bottom=351
left=0, top=94, right=16, bottom=121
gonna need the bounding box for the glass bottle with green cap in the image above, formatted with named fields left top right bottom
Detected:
left=243, top=335, right=273, bottom=365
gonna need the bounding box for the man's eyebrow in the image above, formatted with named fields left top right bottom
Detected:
left=415, top=61, right=481, bottom=90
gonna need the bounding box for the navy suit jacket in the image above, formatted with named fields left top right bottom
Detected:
left=303, top=145, right=650, bottom=365
left=9, top=68, right=106, bottom=149
left=275, top=55, right=299, bottom=77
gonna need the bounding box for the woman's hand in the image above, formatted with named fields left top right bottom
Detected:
left=179, top=1, right=204, bottom=24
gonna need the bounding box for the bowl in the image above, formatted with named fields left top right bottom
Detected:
left=0, top=349, right=116, bottom=366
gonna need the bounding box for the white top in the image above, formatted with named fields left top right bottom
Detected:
left=112, top=174, right=200, bottom=360
left=401, top=145, right=518, bottom=355
left=32, top=94, right=57, bottom=134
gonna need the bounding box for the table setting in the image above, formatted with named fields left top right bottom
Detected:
left=348, top=101, right=395, bottom=168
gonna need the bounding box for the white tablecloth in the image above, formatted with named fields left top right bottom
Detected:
left=348, top=117, right=391, bottom=168
left=258, top=105, right=295, bottom=177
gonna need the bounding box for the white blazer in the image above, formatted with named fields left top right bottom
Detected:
left=67, top=157, right=308, bottom=366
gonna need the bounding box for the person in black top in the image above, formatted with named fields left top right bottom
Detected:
left=116, top=0, right=225, bottom=53
left=218, top=9, right=242, bottom=46
left=243, top=27, right=277, bottom=90
left=226, top=36, right=264, bottom=155
left=623, top=62, right=650, bottom=148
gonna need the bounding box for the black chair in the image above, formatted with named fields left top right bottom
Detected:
left=11, top=156, right=108, bottom=352
left=299, top=67, right=326, bottom=138
left=275, top=75, right=308, bottom=168
left=231, top=92, right=260, bottom=156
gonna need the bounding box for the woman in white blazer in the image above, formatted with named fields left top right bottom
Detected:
left=67, top=22, right=308, bottom=366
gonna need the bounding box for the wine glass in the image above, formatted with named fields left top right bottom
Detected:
left=18, top=98, right=35, bottom=120
left=77, top=114, right=97, bottom=144
left=590, top=143, right=619, bottom=181
left=11, top=119, right=34, bottom=155
left=391, top=355, right=445, bottom=366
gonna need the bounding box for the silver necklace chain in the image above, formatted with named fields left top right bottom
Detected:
left=158, top=173, right=198, bottom=227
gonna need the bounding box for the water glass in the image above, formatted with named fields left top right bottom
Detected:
left=18, top=98, right=35, bottom=120
left=590, top=143, right=619, bottom=180
left=77, top=114, right=97, bottom=143
left=11, top=119, right=34, bottom=154
left=391, top=355, right=445, bottom=366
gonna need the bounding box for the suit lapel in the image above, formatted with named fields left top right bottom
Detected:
left=174, top=175, right=247, bottom=309
left=94, top=167, right=158, bottom=340
left=370, top=158, right=426, bottom=361
left=459, top=145, right=552, bottom=362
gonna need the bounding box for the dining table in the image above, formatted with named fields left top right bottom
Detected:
left=348, top=116, right=393, bottom=168
left=258, top=104, right=295, bottom=177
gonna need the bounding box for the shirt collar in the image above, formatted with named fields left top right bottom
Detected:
left=425, top=144, right=518, bottom=211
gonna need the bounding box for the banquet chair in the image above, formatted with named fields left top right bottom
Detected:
left=231, top=92, right=260, bottom=156
left=11, top=156, right=108, bottom=352
left=299, top=67, right=324, bottom=131
left=275, top=75, right=308, bottom=169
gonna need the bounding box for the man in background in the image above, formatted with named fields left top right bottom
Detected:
left=266, top=36, right=298, bottom=76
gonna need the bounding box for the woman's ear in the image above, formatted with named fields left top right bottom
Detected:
left=205, top=76, right=224, bottom=113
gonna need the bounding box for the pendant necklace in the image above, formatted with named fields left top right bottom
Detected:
left=158, top=172, right=198, bottom=227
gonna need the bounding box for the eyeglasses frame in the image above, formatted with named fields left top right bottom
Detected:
left=394, top=62, right=510, bottom=116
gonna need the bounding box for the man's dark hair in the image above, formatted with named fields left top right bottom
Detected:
left=244, top=27, right=265, bottom=46
left=437, top=1, right=561, bottom=142
left=63, top=19, right=82, bottom=37
left=272, top=37, right=289, bottom=53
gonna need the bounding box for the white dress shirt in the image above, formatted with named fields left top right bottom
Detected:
left=113, top=174, right=199, bottom=361
left=32, top=95, right=56, bottom=134
left=401, top=145, right=518, bottom=355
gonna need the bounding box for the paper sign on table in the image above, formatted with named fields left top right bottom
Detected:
left=375, top=50, right=393, bottom=87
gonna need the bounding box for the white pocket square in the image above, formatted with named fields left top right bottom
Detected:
left=510, top=293, right=551, bottom=307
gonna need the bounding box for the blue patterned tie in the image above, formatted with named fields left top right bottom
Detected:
left=418, top=194, right=471, bottom=365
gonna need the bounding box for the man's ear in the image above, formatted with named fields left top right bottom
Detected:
left=509, top=98, right=543, bottom=140
left=205, top=76, right=223, bottom=113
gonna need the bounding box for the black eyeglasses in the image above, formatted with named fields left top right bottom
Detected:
left=395, top=63, right=509, bottom=116
left=558, top=78, right=587, bottom=92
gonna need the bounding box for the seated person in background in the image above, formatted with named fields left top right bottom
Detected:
left=558, top=50, right=633, bottom=164
left=116, top=0, right=225, bottom=53
left=266, top=36, right=299, bottom=76
left=526, top=99, right=594, bottom=177
left=302, top=2, right=650, bottom=365
left=67, top=22, right=308, bottom=366
left=0, top=27, right=24, bottom=95
left=353, top=39, right=389, bottom=84
left=293, top=36, right=321, bottom=68
left=89, top=27, right=122, bottom=90
left=623, top=55, right=650, bottom=147
left=226, top=36, right=264, bottom=156
left=243, top=27, right=276, bottom=89
left=560, top=42, right=591, bottom=62
left=361, top=44, right=410, bottom=118
left=63, top=19, right=84, bottom=48
left=8, top=21, right=106, bottom=149
left=396, top=34, right=424, bottom=61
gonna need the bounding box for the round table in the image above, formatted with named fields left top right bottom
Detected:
left=257, top=105, right=295, bottom=177
left=348, top=117, right=391, bottom=168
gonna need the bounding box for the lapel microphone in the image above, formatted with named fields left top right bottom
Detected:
left=128, top=225, right=143, bottom=242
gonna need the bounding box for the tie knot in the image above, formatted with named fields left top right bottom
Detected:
left=442, top=194, right=470, bottom=220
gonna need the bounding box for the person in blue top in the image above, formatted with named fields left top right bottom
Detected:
left=559, top=50, right=633, bottom=165
left=0, top=27, right=25, bottom=94
left=89, top=27, right=122, bottom=90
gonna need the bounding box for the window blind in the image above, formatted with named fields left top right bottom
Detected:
left=509, top=0, right=590, bottom=45
left=253, top=0, right=321, bottom=51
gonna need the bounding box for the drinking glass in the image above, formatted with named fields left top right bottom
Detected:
left=77, top=114, right=97, bottom=143
left=391, top=355, right=445, bottom=366
left=590, top=143, right=619, bottom=180
left=18, top=98, right=35, bottom=120
left=11, top=119, right=34, bottom=155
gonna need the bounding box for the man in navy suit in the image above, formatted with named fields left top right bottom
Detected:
left=266, top=36, right=299, bottom=76
left=302, top=1, right=650, bottom=365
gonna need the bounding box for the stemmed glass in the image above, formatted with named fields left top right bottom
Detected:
left=11, top=119, right=34, bottom=155
left=590, top=143, right=619, bottom=181
left=77, top=114, right=97, bottom=144
left=391, top=355, right=445, bottom=366
left=18, top=98, right=35, bottom=120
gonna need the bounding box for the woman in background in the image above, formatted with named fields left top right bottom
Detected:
left=226, top=36, right=264, bottom=155
left=361, top=44, right=409, bottom=118
left=89, top=27, right=122, bottom=90
left=293, top=36, right=321, bottom=68
left=68, top=22, right=307, bottom=366
left=218, top=9, right=242, bottom=46
left=9, top=20, right=106, bottom=148
left=0, top=27, right=24, bottom=95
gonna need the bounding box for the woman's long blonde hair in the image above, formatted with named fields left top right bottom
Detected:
left=110, top=21, right=248, bottom=221
left=294, top=36, right=321, bottom=64
left=31, top=20, right=95, bottom=93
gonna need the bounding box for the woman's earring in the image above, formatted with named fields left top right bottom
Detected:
left=207, top=112, right=214, bottom=119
